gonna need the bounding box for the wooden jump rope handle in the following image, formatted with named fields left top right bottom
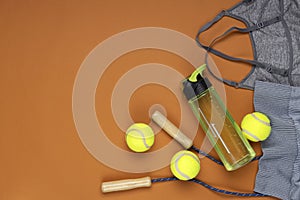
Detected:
left=102, top=112, right=192, bottom=193
left=151, top=111, right=193, bottom=149
left=101, top=177, right=152, bottom=193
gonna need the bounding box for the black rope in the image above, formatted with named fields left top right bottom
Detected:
left=191, top=146, right=223, bottom=165
left=151, top=177, right=268, bottom=197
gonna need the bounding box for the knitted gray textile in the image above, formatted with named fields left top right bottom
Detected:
left=197, top=0, right=300, bottom=90
left=254, top=80, right=300, bottom=200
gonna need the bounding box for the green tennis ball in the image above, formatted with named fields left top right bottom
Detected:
left=241, top=112, right=271, bottom=142
left=170, top=150, right=200, bottom=181
left=125, top=123, right=155, bottom=152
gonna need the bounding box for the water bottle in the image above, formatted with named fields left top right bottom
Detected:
left=182, top=64, right=255, bottom=171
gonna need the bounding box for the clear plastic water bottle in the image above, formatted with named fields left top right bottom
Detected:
left=182, top=64, right=255, bottom=171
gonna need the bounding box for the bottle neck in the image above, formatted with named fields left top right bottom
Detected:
left=182, top=76, right=212, bottom=101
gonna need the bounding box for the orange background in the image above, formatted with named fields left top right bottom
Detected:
left=0, top=0, right=277, bottom=199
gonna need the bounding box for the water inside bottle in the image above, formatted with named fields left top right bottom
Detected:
left=189, top=88, right=255, bottom=171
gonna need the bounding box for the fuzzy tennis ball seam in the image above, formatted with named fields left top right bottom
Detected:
left=125, top=123, right=155, bottom=152
left=170, top=150, right=200, bottom=181
left=241, top=112, right=271, bottom=142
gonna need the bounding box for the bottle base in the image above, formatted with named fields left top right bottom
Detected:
left=223, top=152, right=256, bottom=171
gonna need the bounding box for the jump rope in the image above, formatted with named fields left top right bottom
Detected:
left=150, top=148, right=265, bottom=197
left=102, top=111, right=267, bottom=197
left=102, top=24, right=269, bottom=197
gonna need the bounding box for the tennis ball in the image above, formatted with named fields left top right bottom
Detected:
left=125, top=123, right=155, bottom=152
left=241, top=112, right=271, bottom=142
left=170, top=150, right=200, bottom=181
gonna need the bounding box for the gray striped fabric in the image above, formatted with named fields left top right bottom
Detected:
left=254, top=80, right=300, bottom=200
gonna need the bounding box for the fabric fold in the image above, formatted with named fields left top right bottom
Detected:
left=254, top=80, right=300, bottom=200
